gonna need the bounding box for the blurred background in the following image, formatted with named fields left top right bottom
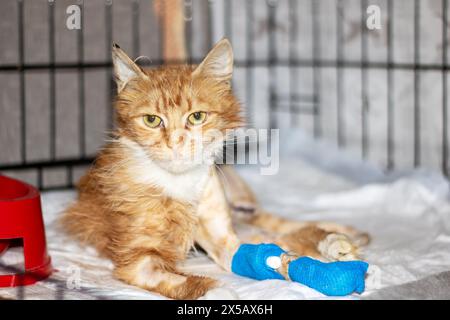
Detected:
left=0, top=0, right=448, bottom=189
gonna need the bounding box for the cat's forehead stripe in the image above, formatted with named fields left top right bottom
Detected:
left=147, top=81, right=193, bottom=110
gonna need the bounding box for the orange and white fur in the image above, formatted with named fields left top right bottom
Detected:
left=61, top=39, right=369, bottom=299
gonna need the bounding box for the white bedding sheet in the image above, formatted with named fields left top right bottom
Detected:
left=1, top=130, right=450, bottom=300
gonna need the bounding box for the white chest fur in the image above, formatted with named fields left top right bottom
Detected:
left=120, top=137, right=211, bottom=203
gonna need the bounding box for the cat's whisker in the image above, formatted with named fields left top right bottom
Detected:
left=214, top=164, right=234, bottom=197
left=134, top=55, right=152, bottom=64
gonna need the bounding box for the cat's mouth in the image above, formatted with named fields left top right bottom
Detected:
left=149, top=143, right=222, bottom=174
left=151, top=157, right=208, bottom=174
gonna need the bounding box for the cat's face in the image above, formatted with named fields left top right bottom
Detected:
left=112, top=39, right=243, bottom=173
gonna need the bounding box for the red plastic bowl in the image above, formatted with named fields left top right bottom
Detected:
left=0, top=175, right=52, bottom=287
left=0, top=240, right=8, bottom=255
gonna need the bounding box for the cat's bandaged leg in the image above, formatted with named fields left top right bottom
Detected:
left=231, top=243, right=369, bottom=296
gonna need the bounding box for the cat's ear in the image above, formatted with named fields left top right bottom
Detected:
left=112, top=43, right=147, bottom=93
left=193, top=38, right=233, bottom=82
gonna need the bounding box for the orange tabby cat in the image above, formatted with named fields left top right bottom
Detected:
left=61, top=39, right=368, bottom=299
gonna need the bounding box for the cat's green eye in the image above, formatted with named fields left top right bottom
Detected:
left=187, top=111, right=207, bottom=126
left=143, top=115, right=163, bottom=128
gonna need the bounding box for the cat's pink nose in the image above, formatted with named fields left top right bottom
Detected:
left=167, top=135, right=185, bottom=149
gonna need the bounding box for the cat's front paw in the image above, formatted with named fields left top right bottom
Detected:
left=318, top=233, right=359, bottom=261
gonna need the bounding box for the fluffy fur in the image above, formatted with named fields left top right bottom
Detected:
left=61, top=39, right=369, bottom=299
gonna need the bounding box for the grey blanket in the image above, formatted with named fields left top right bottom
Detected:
left=365, top=271, right=450, bottom=300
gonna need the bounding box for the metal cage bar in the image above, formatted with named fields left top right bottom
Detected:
left=105, top=0, right=114, bottom=130
left=413, top=0, right=421, bottom=167
left=268, top=0, right=277, bottom=129
left=311, top=0, right=322, bottom=138
left=443, top=0, right=448, bottom=175
left=132, top=0, right=140, bottom=58
left=17, top=0, right=26, bottom=163
left=386, top=0, right=394, bottom=170
left=245, top=0, right=254, bottom=126
left=78, top=2, right=86, bottom=157
left=336, top=0, right=345, bottom=148
left=288, top=0, right=298, bottom=127
left=361, top=0, right=369, bottom=159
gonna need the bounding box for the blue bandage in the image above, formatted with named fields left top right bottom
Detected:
left=231, top=243, right=369, bottom=296
left=231, top=243, right=285, bottom=280
left=288, top=256, right=369, bottom=296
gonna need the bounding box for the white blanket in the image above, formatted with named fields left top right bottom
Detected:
left=1, top=131, right=450, bottom=299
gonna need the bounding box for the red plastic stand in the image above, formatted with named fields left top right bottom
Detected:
left=0, top=175, right=52, bottom=287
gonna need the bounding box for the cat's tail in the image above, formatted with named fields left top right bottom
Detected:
left=154, top=0, right=187, bottom=63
